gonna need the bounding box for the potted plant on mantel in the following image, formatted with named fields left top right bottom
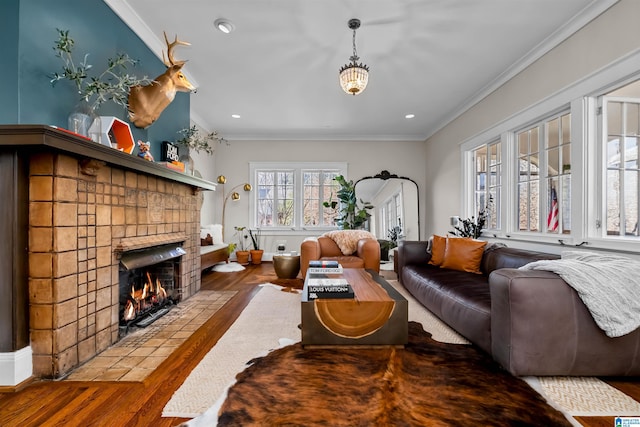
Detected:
left=248, top=229, right=263, bottom=265
left=49, top=29, right=151, bottom=141
left=234, top=226, right=250, bottom=265
left=175, top=125, right=228, bottom=175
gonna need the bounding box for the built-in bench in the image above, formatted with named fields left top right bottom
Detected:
left=200, top=224, right=229, bottom=272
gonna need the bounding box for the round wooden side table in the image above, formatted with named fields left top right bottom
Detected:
left=273, top=254, right=301, bottom=279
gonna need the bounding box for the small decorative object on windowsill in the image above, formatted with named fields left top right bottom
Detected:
left=49, top=29, right=150, bottom=142
left=449, top=198, right=492, bottom=239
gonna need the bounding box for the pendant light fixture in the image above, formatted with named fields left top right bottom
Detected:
left=339, top=18, right=369, bottom=96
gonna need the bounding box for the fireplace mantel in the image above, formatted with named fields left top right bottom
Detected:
left=0, top=125, right=217, bottom=191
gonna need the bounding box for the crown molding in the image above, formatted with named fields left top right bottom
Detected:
left=423, top=0, right=620, bottom=141
left=103, top=0, right=199, bottom=88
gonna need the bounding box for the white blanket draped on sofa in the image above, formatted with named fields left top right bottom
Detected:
left=520, top=251, right=640, bottom=338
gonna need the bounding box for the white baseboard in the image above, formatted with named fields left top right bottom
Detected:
left=0, top=346, right=32, bottom=386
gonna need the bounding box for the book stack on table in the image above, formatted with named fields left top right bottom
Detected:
left=307, top=260, right=343, bottom=274
left=307, top=278, right=354, bottom=300
left=306, top=261, right=353, bottom=300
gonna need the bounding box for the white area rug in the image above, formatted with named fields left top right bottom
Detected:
left=164, top=279, right=640, bottom=423
left=212, top=262, right=245, bottom=272
left=162, top=284, right=301, bottom=419
left=526, top=376, right=640, bottom=417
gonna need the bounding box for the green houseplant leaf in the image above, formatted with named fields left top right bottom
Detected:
left=322, top=175, right=372, bottom=229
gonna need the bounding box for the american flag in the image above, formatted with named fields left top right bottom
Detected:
left=547, top=187, right=559, bottom=232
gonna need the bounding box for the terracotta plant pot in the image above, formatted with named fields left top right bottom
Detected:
left=250, top=249, right=264, bottom=265
left=236, top=250, right=250, bottom=265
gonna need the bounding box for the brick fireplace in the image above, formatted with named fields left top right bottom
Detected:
left=0, top=125, right=216, bottom=382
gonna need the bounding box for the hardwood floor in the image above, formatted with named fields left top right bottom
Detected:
left=0, top=263, right=268, bottom=427
left=0, top=263, right=637, bottom=426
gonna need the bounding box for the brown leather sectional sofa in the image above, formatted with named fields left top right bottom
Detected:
left=397, top=240, right=640, bottom=376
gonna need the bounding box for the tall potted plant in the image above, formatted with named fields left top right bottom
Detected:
left=248, top=229, right=263, bottom=264
left=322, top=175, right=373, bottom=229
left=234, top=226, right=250, bottom=265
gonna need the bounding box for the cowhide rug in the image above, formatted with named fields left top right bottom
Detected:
left=250, top=273, right=304, bottom=291
left=213, top=322, right=571, bottom=426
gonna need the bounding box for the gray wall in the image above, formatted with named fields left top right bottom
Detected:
left=424, top=0, right=640, bottom=245
left=206, top=139, right=428, bottom=253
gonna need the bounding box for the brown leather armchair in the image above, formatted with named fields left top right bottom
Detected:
left=300, top=236, right=380, bottom=278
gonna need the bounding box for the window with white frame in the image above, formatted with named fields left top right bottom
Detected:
left=255, top=170, right=295, bottom=226
left=472, top=141, right=501, bottom=230
left=303, top=170, right=341, bottom=227
left=250, top=162, right=346, bottom=230
left=601, top=82, right=640, bottom=238
left=517, top=125, right=541, bottom=231
left=460, top=50, right=640, bottom=252
left=515, top=112, right=571, bottom=234
left=545, top=113, right=572, bottom=234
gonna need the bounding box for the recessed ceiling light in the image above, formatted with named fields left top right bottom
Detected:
left=231, top=114, right=241, bottom=119
left=214, top=19, right=235, bottom=34
left=405, top=114, right=415, bottom=119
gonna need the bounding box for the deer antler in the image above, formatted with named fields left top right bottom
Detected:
left=162, top=31, right=191, bottom=67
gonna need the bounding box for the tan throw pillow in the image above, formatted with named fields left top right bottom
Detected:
left=428, top=235, right=447, bottom=266
left=441, top=238, right=487, bottom=274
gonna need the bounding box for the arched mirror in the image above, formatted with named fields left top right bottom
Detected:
left=355, top=170, right=420, bottom=242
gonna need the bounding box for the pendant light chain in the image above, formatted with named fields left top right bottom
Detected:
left=351, top=28, right=359, bottom=62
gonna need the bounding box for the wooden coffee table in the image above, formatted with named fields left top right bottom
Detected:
left=301, top=268, right=408, bottom=346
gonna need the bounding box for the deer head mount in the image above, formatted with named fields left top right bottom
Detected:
left=128, top=32, right=196, bottom=128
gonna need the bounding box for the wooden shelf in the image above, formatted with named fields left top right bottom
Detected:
left=0, top=125, right=217, bottom=191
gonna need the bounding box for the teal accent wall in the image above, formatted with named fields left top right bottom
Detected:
left=2, top=0, right=190, bottom=160
left=0, top=1, right=20, bottom=123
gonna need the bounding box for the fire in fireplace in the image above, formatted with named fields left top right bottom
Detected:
left=122, top=270, right=170, bottom=322
left=118, top=244, right=185, bottom=335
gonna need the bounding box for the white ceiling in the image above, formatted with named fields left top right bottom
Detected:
left=106, top=0, right=614, bottom=142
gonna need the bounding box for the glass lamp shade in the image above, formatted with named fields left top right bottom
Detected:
left=339, top=64, right=369, bottom=95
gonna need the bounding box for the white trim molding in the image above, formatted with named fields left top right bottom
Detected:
left=0, top=346, right=32, bottom=386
